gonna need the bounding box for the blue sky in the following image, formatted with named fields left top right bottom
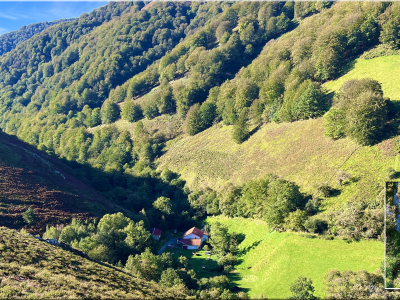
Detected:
left=0, top=1, right=108, bottom=35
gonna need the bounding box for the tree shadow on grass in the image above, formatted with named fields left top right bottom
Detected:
left=249, top=124, right=262, bottom=137
left=337, top=59, right=357, bottom=78
left=372, top=100, right=400, bottom=145
left=237, top=240, right=262, bottom=257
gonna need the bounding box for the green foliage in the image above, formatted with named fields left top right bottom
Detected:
left=284, top=210, right=307, bottom=232
left=42, top=225, right=62, bottom=240
left=125, top=248, right=171, bottom=281
left=328, top=202, right=383, bottom=240
left=88, top=244, right=115, bottom=264
left=91, top=108, right=102, bottom=127
left=304, top=218, right=327, bottom=234
left=22, top=207, right=37, bottom=225
left=53, top=213, right=154, bottom=265
left=185, top=103, right=202, bottom=136
left=122, top=101, right=143, bottom=122
left=101, top=100, right=120, bottom=124
left=290, top=81, right=327, bottom=121
left=344, top=91, right=387, bottom=146
left=380, top=14, right=400, bottom=49
left=233, top=108, right=249, bottom=144
left=152, top=196, right=174, bottom=215
left=325, top=79, right=388, bottom=145
left=287, top=276, right=317, bottom=300
left=160, top=268, right=184, bottom=287
left=209, top=222, right=239, bottom=254
left=200, top=101, right=217, bottom=130
left=324, top=269, right=385, bottom=299
left=78, top=236, right=99, bottom=253
left=264, top=177, right=305, bottom=227
left=323, top=107, right=346, bottom=139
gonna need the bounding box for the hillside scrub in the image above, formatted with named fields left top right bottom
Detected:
left=324, top=79, right=390, bottom=145
left=0, top=227, right=188, bottom=299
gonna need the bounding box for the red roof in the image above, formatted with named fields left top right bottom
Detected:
left=150, top=228, right=162, bottom=236
left=178, top=238, right=202, bottom=246
left=182, top=227, right=208, bottom=238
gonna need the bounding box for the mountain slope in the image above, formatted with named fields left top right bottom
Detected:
left=0, top=226, right=188, bottom=298
left=0, top=19, right=73, bottom=57
left=0, top=130, right=130, bottom=234
left=158, top=117, right=395, bottom=210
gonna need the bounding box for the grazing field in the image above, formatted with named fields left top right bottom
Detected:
left=205, top=217, right=384, bottom=299
left=0, top=227, right=187, bottom=299
left=158, top=118, right=396, bottom=212
left=324, top=55, right=400, bottom=101
left=163, top=246, right=223, bottom=279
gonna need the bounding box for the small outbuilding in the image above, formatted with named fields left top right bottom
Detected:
left=150, top=228, right=162, bottom=240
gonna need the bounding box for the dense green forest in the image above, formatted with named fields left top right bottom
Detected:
left=0, top=19, right=73, bottom=57
left=1, top=0, right=400, bottom=297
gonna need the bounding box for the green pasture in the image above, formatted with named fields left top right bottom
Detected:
left=205, top=217, right=384, bottom=298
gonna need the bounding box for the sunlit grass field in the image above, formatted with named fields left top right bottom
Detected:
left=324, top=55, right=400, bottom=101
left=205, top=217, right=384, bottom=299
left=159, top=118, right=396, bottom=212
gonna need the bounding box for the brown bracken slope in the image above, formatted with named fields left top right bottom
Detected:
left=0, top=131, right=128, bottom=234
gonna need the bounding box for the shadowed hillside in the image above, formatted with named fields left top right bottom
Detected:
left=0, top=226, right=189, bottom=298
left=0, top=130, right=130, bottom=234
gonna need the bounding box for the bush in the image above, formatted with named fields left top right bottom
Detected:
left=325, top=79, right=389, bottom=145
left=233, top=108, right=249, bottom=144
left=22, top=207, right=37, bottom=225
left=288, top=276, right=317, bottom=299
left=304, top=218, right=327, bottom=234
left=324, top=107, right=345, bottom=139
left=283, top=210, right=307, bottom=231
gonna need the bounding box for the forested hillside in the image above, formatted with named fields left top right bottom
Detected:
left=0, top=19, right=73, bottom=57
left=1, top=0, right=400, bottom=296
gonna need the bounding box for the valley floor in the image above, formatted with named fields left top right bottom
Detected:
left=205, top=216, right=383, bottom=298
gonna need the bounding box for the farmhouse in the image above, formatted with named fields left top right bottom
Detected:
left=150, top=228, right=162, bottom=240
left=178, top=227, right=208, bottom=250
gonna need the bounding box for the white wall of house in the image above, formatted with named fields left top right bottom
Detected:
left=183, top=233, right=201, bottom=240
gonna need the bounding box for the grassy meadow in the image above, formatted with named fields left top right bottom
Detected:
left=205, top=217, right=384, bottom=299
left=324, top=55, right=400, bottom=101
left=158, top=117, right=396, bottom=212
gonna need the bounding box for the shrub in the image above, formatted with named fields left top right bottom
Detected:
left=233, top=108, right=250, bottom=144
left=304, top=218, right=327, bottom=234
left=325, top=79, right=389, bottom=145
left=324, top=107, right=345, bottom=139
left=22, top=207, right=37, bottom=225
left=284, top=210, right=307, bottom=231
left=288, top=276, right=317, bottom=299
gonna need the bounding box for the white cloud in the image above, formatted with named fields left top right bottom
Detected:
left=0, top=12, right=19, bottom=20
